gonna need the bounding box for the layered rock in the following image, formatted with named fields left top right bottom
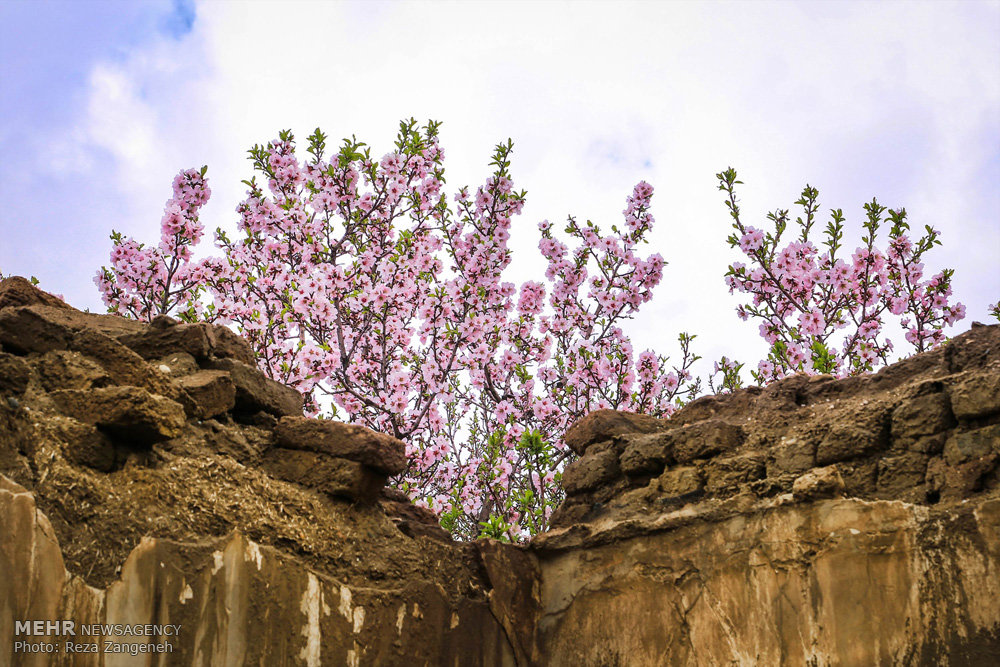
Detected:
left=532, top=497, right=999, bottom=666
left=1, top=276, right=998, bottom=666
left=530, top=322, right=1000, bottom=665
left=543, top=323, right=1000, bottom=540
left=0, top=278, right=520, bottom=665
left=1, top=477, right=517, bottom=667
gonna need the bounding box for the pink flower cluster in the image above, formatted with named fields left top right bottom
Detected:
left=96, top=168, right=212, bottom=321
left=97, top=122, right=698, bottom=540
left=719, top=168, right=964, bottom=381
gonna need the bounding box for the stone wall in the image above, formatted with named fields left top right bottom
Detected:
left=1, top=276, right=998, bottom=665
left=532, top=325, right=1000, bottom=665
left=530, top=321, right=1000, bottom=665
left=548, top=320, right=1000, bottom=540
left=0, top=277, right=519, bottom=666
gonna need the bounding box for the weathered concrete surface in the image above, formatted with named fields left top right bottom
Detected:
left=1, top=476, right=515, bottom=667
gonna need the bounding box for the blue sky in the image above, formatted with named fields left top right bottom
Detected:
left=1, top=0, right=998, bottom=378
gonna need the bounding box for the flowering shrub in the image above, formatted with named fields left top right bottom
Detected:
left=97, top=120, right=699, bottom=539
left=96, top=123, right=973, bottom=540
left=717, top=167, right=965, bottom=384
left=96, top=167, right=211, bottom=321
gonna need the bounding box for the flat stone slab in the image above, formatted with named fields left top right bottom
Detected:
left=209, top=358, right=302, bottom=418
left=49, top=386, right=186, bottom=445
left=274, top=416, right=406, bottom=475
left=176, top=370, right=236, bottom=420
left=263, top=448, right=386, bottom=502
left=564, top=409, right=664, bottom=455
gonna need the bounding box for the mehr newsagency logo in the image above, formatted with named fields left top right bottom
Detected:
left=13, top=620, right=181, bottom=657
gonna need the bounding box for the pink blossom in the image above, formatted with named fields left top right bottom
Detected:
left=739, top=227, right=765, bottom=254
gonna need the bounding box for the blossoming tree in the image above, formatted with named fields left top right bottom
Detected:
left=97, top=120, right=699, bottom=539
left=717, top=167, right=966, bottom=386
left=96, top=120, right=970, bottom=539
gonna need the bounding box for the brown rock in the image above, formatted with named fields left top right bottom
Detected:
left=950, top=371, right=1000, bottom=421
left=148, top=314, right=175, bottom=329
left=876, top=452, right=929, bottom=498
left=119, top=321, right=212, bottom=360
left=670, top=420, right=744, bottom=464
left=547, top=498, right=592, bottom=528
left=68, top=329, right=198, bottom=417
left=930, top=452, right=999, bottom=500
left=704, top=452, right=766, bottom=495
left=792, top=465, right=845, bottom=502
left=0, top=476, right=68, bottom=643
left=943, top=424, right=1000, bottom=466
left=618, top=432, right=673, bottom=476
left=242, top=410, right=278, bottom=430
left=1, top=481, right=516, bottom=666
left=202, top=419, right=266, bottom=462
left=533, top=498, right=1000, bottom=665
left=750, top=473, right=797, bottom=497
left=925, top=456, right=947, bottom=496
left=754, top=372, right=812, bottom=412
left=119, top=320, right=256, bottom=366
left=0, top=304, right=148, bottom=360
left=0, top=352, right=30, bottom=396
left=767, top=434, right=817, bottom=475
left=906, top=432, right=947, bottom=455
left=0, top=303, right=146, bottom=355
left=152, top=351, right=200, bottom=377
left=795, top=374, right=841, bottom=404
left=54, top=418, right=117, bottom=472
left=656, top=465, right=703, bottom=497
left=563, top=409, right=663, bottom=455
left=562, top=447, right=621, bottom=495
left=262, top=448, right=385, bottom=502
left=274, top=416, right=406, bottom=475
left=49, top=386, right=186, bottom=444
left=891, top=393, right=955, bottom=446
left=838, top=458, right=879, bottom=497
left=669, top=394, right=724, bottom=425
left=0, top=410, right=24, bottom=478
left=477, top=540, right=541, bottom=666
left=816, top=411, right=890, bottom=465
left=943, top=321, right=1000, bottom=371
left=0, top=305, right=74, bottom=354
left=0, top=276, right=72, bottom=311
left=30, top=350, right=110, bottom=392
left=175, top=370, right=236, bottom=419
left=868, top=348, right=945, bottom=391
left=209, top=358, right=302, bottom=417
left=158, top=419, right=264, bottom=464
left=69, top=329, right=155, bottom=386
left=207, top=325, right=256, bottom=365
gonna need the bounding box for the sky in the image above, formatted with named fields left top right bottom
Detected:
left=1, top=0, right=998, bottom=383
